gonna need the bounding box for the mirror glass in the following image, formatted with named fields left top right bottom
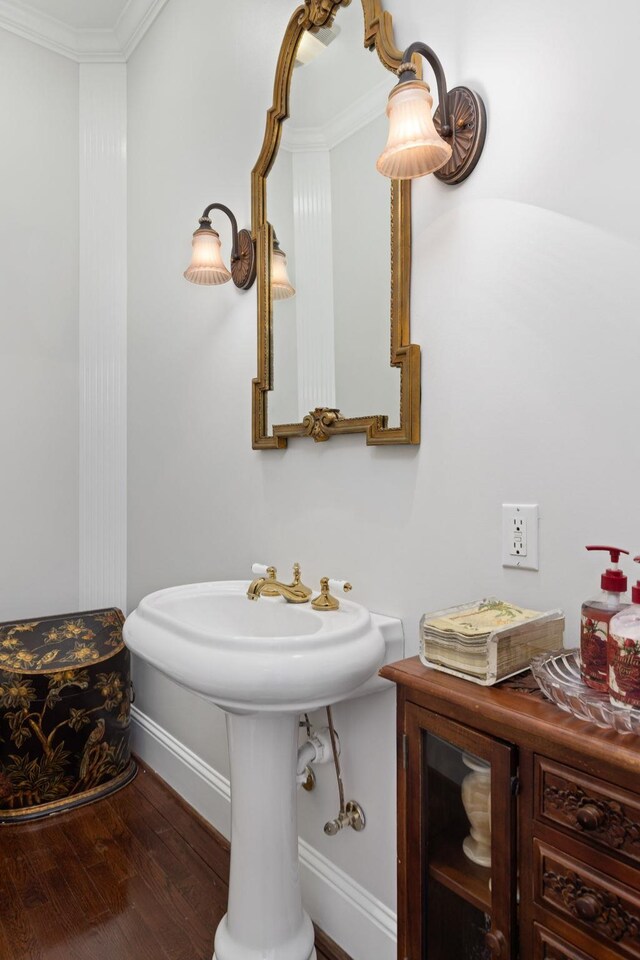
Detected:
left=266, top=2, right=399, bottom=431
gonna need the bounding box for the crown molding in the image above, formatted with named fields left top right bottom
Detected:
left=0, top=0, right=169, bottom=62
left=281, top=79, right=388, bottom=153
left=115, top=0, right=170, bottom=60
left=281, top=125, right=328, bottom=153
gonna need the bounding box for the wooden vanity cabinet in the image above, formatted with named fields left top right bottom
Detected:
left=381, top=657, right=640, bottom=960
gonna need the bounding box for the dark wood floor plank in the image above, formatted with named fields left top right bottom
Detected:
left=0, top=870, right=43, bottom=960
left=132, top=765, right=231, bottom=881
left=123, top=869, right=218, bottom=960
left=4, top=844, right=48, bottom=910
left=30, top=867, right=111, bottom=960
left=0, top=760, right=353, bottom=960
left=84, top=859, right=130, bottom=917
left=107, top=809, right=222, bottom=950
left=106, top=788, right=228, bottom=925
left=100, top=901, right=175, bottom=960
left=6, top=817, right=69, bottom=874
left=103, top=790, right=197, bottom=890
left=58, top=797, right=133, bottom=875
left=98, top=791, right=226, bottom=948
left=57, top=805, right=109, bottom=869
left=36, top=858, right=173, bottom=960
left=50, top=824, right=112, bottom=923
left=86, top=794, right=150, bottom=883
left=315, top=924, right=354, bottom=960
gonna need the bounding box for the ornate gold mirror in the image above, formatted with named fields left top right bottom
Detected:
left=252, top=0, right=420, bottom=448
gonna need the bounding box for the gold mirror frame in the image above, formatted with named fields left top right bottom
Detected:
left=251, top=0, right=421, bottom=448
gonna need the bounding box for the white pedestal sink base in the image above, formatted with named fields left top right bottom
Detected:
left=214, top=952, right=316, bottom=959
left=214, top=950, right=316, bottom=960
left=124, top=582, right=404, bottom=959
left=212, top=712, right=316, bottom=960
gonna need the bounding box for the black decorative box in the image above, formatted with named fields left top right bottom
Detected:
left=0, top=608, right=136, bottom=823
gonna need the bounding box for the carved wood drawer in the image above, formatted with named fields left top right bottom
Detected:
left=534, top=922, right=618, bottom=960
left=536, top=757, right=640, bottom=864
left=534, top=840, right=640, bottom=959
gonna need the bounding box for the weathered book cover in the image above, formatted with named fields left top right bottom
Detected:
left=420, top=598, right=565, bottom=685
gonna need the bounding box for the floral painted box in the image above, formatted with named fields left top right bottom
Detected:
left=0, top=608, right=136, bottom=822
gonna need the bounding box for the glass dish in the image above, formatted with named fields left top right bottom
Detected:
left=530, top=648, right=640, bottom=736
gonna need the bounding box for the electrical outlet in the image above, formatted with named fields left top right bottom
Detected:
left=511, top=514, right=527, bottom=556
left=502, top=504, right=539, bottom=570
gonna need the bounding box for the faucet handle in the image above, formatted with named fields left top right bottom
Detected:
left=291, top=562, right=312, bottom=598
left=328, top=578, right=352, bottom=595
left=312, top=577, right=352, bottom=611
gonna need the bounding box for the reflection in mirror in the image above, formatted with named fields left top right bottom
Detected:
left=266, top=1, right=399, bottom=431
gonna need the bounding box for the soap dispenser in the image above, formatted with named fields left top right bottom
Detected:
left=580, top=545, right=629, bottom=691
left=609, top=556, right=640, bottom=708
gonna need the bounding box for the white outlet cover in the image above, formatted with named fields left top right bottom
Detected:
left=502, top=504, right=539, bottom=570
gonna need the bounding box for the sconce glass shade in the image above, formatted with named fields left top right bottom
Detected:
left=184, top=223, right=232, bottom=285
left=376, top=79, right=452, bottom=180
left=271, top=246, right=295, bottom=301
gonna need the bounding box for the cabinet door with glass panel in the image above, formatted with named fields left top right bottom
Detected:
left=401, top=704, right=518, bottom=960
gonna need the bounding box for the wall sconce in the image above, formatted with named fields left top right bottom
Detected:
left=271, top=234, right=295, bottom=301
left=184, top=203, right=256, bottom=289
left=377, top=42, right=486, bottom=184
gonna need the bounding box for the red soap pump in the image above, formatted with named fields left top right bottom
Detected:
left=608, top=557, right=640, bottom=708
left=581, top=545, right=629, bottom=691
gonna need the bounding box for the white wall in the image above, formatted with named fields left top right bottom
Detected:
left=0, top=30, right=79, bottom=620
left=127, top=0, right=640, bottom=956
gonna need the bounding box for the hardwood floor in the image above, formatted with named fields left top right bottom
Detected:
left=0, top=761, right=352, bottom=960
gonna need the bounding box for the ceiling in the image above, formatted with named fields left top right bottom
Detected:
left=0, top=0, right=168, bottom=60
left=17, top=0, right=129, bottom=30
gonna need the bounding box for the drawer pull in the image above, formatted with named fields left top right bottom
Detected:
left=575, top=894, right=602, bottom=922
left=543, top=868, right=640, bottom=943
left=485, top=930, right=506, bottom=957
left=576, top=804, right=605, bottom=831
left=543, top=780, right=640, bottom=854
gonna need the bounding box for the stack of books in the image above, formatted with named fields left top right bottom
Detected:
left=420, top=598, right=564, bottom=686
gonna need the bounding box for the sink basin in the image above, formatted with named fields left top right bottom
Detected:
left=124, top=579, right=393, bottom=713
left=124, top=580, right=403, bottom=960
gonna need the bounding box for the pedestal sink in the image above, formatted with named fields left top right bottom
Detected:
left=124, top=580, right=403, bottom=960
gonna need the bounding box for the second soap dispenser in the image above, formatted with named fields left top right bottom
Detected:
left=581, top=545, right=629, bottom=691
left=609, top=556, right=640, bottom=709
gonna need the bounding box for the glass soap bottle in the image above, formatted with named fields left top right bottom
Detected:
left=609, top=556, right=640, bottom=709
left=580, top=545, right=629, bottom=691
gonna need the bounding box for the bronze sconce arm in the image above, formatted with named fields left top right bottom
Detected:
left=397, top=42, right=454, bottom=137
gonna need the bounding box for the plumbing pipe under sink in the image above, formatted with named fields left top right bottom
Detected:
left=296, top=726, right=337, bottom=785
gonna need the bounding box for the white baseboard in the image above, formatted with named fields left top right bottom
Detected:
left=131, top=706, right=397, bottom=960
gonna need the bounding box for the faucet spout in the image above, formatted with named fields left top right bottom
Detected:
left=246, top=577, right=267, bottom=601
left=246, top=577, right=311, bottom=604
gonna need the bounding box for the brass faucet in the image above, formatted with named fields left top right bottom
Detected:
left=247, top=563, right=313, bottom=604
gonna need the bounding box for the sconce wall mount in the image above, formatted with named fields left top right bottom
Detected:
left=433, top=85, right=486, bottom=185
left=229, top=227, right=256, bottom=290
